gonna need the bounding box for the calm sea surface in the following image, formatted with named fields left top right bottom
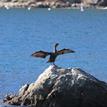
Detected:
left=0, top=8, right=107, bottom=102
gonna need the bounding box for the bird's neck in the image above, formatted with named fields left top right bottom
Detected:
left=54, top=45, right=57, bottom=53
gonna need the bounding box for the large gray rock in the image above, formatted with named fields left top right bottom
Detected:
left=4, top=65, right=107, bottom=107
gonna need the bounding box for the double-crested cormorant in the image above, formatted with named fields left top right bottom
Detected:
left=31, top=43, right=75, bottom=64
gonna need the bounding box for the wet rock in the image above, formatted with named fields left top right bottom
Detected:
left=4, top=65, right=107, bottom=107
left=97, top=0, right=107, bottom=6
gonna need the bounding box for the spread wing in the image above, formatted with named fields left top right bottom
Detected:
left=57, top=48, right=75, bottom=55
left=31, top=51, right=50, bottom=58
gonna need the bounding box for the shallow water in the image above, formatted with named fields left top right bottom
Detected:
left=0, top=8, right=107, bottom=102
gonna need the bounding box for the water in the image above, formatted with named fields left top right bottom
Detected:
left=0, top=8, right=107, bottom=102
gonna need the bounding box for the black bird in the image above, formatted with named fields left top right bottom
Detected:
left=31, top=43, right=75, bottom=64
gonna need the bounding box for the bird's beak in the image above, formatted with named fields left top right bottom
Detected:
left=71, top=50, right=75, bottom=53
left=31, top=53, right=35, bottom=57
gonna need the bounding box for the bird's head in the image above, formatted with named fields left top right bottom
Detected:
left=55, top=43, right=59, bottom=48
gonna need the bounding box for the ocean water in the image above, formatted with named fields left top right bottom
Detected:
left=0, top=8, right=107, bottom=102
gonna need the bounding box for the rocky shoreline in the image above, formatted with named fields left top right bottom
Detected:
left=3, top=65, right=107, bottom=107
left=0, top=1, right=86, bottom=9
left=0, top=1, right=107, bottom=9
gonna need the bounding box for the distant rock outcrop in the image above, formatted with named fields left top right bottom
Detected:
left=4, top=65, right=107, bottom=107
left=0, top=0, right=107, bottom=8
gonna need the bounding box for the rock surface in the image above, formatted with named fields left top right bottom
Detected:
left=0, top=0, right=107, bottom=8
left=4, top=65, right=107, bottom=107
